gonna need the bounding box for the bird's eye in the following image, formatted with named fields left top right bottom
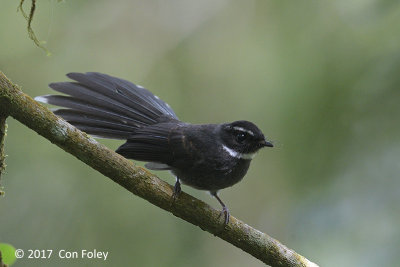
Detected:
left=235, top=132, right=248, bottom=143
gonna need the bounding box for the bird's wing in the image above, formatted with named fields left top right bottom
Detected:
left=115, top=122, right=189, bottom=166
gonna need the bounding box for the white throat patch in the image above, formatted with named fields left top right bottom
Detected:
left=222, top=145, right=256, bottom=160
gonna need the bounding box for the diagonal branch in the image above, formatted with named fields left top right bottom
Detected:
left=0, top=71, right=318, bottom=267
left=0, top=114, right=6, bottom=196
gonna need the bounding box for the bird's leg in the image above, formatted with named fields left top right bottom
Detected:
left=172, top=177, right=181, bottom=200
left=211, top=191, right=230, bottom=225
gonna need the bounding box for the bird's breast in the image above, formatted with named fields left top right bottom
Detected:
left=172, top=158, right=251, bottom=191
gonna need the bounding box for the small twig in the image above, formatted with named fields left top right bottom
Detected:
left=17, top=0, right=51, bottom=55
left=0, top=71, right=318, bottom=267
left=18, top=0, right=29, bottom=20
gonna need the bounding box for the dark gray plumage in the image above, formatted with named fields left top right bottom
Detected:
left=36, top=72, right=177, bottom=139
left=35, top=72, right=273, bottom=224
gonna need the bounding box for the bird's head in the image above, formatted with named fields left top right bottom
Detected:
left=220, top=120, right=273, bottom=159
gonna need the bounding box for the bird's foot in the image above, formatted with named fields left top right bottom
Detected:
left=218, top=206, right=230, bottom=225
left=172, top=180, right=181, bottom=200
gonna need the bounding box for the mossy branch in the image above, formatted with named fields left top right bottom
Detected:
left=0, top=71, right=318, bottom=267
left=0, top=112, right=7, bottom=196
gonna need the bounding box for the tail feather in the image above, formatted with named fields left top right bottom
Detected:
left=66, top=72, right=176, bottom=118
left=54, top=109, right=138, bottom=135
left=71, top=124, right=134, bottom=139
left=49, top=81, right=160, bottom=124
left=35, top=72, right=178, bottom=139
left=50, top=81, right=160, bottom=121
left=36, top=95, right=148, bottom=126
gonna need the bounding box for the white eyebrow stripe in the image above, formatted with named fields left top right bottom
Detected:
left=222, top=145, right=256, bottom=160
left=232, top=126, right=255, bottom=136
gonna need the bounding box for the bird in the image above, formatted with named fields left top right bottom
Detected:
left=35, top=72, right=273, bottom=224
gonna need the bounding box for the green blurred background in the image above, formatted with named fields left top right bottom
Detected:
left=1, top=1, right=400, bottom=266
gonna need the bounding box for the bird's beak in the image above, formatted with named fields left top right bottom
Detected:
left=259, top=139, right=274, bottom=147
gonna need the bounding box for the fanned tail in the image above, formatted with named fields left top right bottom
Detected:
left=35, top=72, right=178, bottom=139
